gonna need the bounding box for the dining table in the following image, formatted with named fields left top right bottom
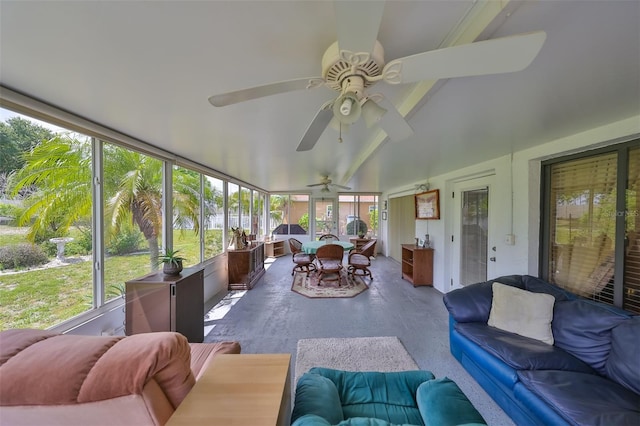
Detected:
left=301, top=240, right=355, bottom=254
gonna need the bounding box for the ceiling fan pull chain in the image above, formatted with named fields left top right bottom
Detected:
left=338, top=123, right=343, bottom=143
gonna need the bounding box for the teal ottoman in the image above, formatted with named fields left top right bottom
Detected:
left=291, top=368, right=487, bottom=426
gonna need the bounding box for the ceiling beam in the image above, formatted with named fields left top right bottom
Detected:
left=341, top=0, right=516, bottom=186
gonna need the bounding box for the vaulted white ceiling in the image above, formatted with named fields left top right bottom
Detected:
left=1, top=0, right=638, bottom=194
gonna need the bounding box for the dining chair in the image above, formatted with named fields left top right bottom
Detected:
left=288, top=238, right=316, bottom=276
left=347, top=239, right=376, bottom=281
left=319, top=233, right=340, bottom=242
left=315, top=243, right=345, bottom=286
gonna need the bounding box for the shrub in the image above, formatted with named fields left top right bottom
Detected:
left=0, top=243, right=49, bottom=270
left=0, top=203, right=21, bottom=225
left=298, top=213, right=309, bottom=232
left=107, top=228, right=143, bottom=255
left=346, top=219, right=368, bottom=236
left=70, top=230, right=93, bottom=255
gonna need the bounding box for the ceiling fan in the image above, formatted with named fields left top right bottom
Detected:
left=208, top=1, right=546, bottom=152
left=307, top=176, right=351, bottom=193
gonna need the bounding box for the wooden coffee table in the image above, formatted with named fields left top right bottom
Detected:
left=167, top=353, right=291, bottom=426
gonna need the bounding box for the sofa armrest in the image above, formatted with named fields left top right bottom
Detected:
left=189, top=341, right=241, bottom=380
left=0, top=329, right=195, bottom=409
left=443, top=275, right=523, bottom=323
left=416, top=378, right=487, bottom=426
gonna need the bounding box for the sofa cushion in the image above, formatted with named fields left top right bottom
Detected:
left=522, top=275, right=576, bottom=301
left=300, top=368, right=435, bottom=425
left=292, top=373, right=345, bottom=424
left=0, top=329, right=195, bottom=409
left=443, top=275, right=523, bottom=323
left=552, top=300, right=632, bottom=373
left=292, top=413, right=415, bottom=425
left=517, top=370, right=640, bottom=426
left=488, top=283, right=556, bottom=345
left=604, top=316, right=640, bottom=394
left=416, top=377, right=486, bottom=426
left=456, top=323, right=594, bottom=373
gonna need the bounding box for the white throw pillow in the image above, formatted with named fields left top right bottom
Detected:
left=488, top=282, right=555, bottom=345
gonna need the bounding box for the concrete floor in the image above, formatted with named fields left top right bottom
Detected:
left=204, top=254, right=514, bottom=426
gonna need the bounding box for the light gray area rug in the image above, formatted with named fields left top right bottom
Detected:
left=295, top=336, right=419, bottom=384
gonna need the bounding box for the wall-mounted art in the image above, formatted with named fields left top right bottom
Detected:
left=415, top=189, right=440, bottom=220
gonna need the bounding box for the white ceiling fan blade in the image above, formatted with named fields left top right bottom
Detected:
left=377, top=99, right=414, bottom=142
left=334, top=0, right=385, bottom=54
left=384, top=31, right=547, bottom=84
left=331, top=183, right=352, bottom=190
left=296, top=105, right=334, bottom=152
left=208, top=77, right=324, bottom=107
left=306, top=183, right=326, bottom=187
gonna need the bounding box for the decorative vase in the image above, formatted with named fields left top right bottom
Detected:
left=163, top=261, right=183, bottom=276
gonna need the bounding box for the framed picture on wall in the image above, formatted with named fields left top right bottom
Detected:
left=415, top=189, right=440, bottom=220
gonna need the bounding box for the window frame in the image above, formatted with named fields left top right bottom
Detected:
left=540, top=139, right=640, bottom=309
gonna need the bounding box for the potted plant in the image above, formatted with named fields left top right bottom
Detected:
left=158, top=248, right=186, bottom=276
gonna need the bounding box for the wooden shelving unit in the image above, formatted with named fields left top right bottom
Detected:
left=265, top=240, right=285, bottom=258
left=401, top=244, right=434, bottom=287
left=228, top=242, right=265, bottom=290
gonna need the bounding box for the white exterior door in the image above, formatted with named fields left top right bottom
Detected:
left=451, top=176, right=497, bottom=288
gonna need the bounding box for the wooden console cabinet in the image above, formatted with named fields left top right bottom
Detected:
left=265, top=239, right=285, bottom=258
left=401, top=244, right=434, bottom=287
left=125, top=266, right=204, bottom=342
left=228, top=242, right=265, bottom=290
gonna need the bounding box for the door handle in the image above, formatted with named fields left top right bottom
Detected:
left=489, top=257, right=496, bottom=262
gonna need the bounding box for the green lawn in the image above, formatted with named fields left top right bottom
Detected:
left=0, top=226, right=219, bottom=330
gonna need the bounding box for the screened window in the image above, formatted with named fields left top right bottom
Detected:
left=203, top=175, right=224, bottom=258
left=228, top=183, right=240, bottom=230
left=0, top=104, right=266, bottom=332
left=269, top=194, right=309, bottom=235
left=172, top=165, right=202, bottom=267
left=338, top=194, right=379, bottom=237
left=103, top=143, right=163, bottom=293
left=0, top=109, right=96, bottom=329
left=542, top=141, right=640, bottom=313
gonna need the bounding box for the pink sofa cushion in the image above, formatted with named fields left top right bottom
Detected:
left=0, top=329, right=194, bottom=409
left=189, top=341, right=241, bottom=380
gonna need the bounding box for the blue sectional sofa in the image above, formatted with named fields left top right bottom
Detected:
left=443, top=275, right=640, bottom=426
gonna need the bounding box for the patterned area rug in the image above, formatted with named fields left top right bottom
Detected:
left=291, top=270, right=368, bottom=298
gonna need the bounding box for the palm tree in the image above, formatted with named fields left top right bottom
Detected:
left=10, top=135, right=92, bottom=242
left=105, top=146, right=164, bottom=269
left=11, top=137, right=202, bottom=270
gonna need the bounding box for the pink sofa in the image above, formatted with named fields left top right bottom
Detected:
left=0, top=328, right=241, bottom=425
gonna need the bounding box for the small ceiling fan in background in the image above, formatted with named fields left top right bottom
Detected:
left=307, top=175, right=351, bottom=193
left=208, top=1, right=546, bottom=152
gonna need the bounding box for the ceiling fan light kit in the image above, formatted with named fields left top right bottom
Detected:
left=333, top=91, right=361, bottom=124
left=208, top=1, right=545, bottom=152
left=361, top=98, right=387, bottom=128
